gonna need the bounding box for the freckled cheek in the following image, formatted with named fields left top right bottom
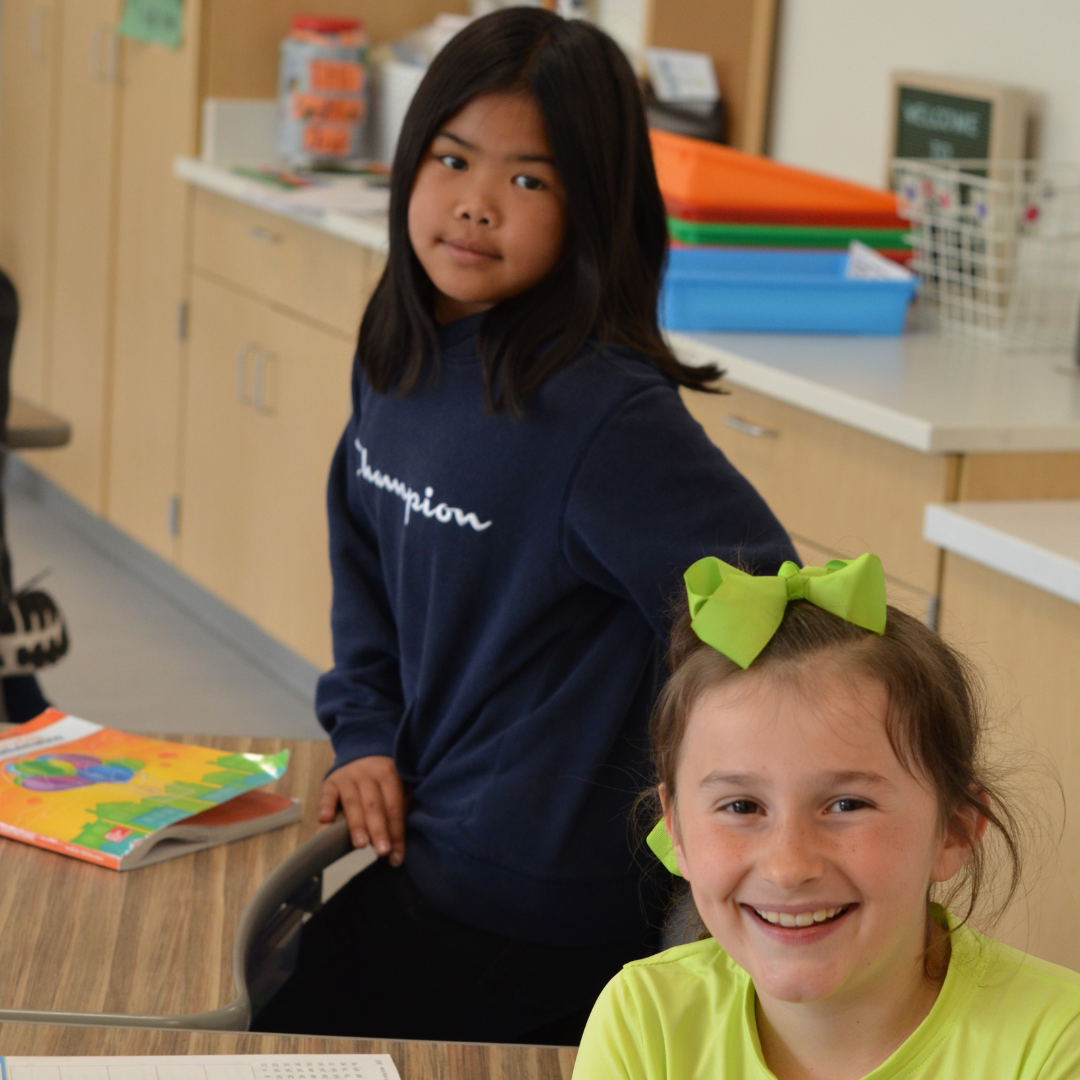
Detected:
left=681, top=823, right=754, bottom=897
left=837, top=819, right=937, bottom=900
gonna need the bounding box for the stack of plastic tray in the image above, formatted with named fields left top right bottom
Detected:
left=652, top=131, right=918, bottom=333
left=660, top=247, right=918, bottom=335
left=652, top=129, right=912, bottom=264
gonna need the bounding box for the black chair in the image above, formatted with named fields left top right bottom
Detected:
left=0, top=269, right=69, bottom=723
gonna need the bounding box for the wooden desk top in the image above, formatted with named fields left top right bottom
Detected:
left=0, top=1024, right=576, bottom=1080
left=0, top=736, right=334, bottom=1018
left=8, top=396, right=72, bottom=449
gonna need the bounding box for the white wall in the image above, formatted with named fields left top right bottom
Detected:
left=770, top=0, right=1080, bottom=186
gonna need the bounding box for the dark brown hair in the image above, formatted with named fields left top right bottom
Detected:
left=357, top=7, right=721, bottom=415
left=649, top=600, right=1023, bottom=938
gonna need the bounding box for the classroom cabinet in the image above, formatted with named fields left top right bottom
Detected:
left=938, top=554, right=1080, bottom=972
left=0, top=0, right=456, bottom=559
left=179, top=273, right=354, bottom=668
left=684, top=384, right=1080, bottom=618
left=191, top=190, right=375, bottom=340
left=0, top=0, right=62, bottom=407
left=36, top=0, right=124, bottom=513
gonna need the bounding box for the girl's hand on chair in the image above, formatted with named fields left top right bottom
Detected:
left=319, top=756, right=407, bottom=866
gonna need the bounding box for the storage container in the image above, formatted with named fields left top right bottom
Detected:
left=893, top=158, right=1080, bottom=350
left=651, top=129, right=906, bottom=229
left=667, top=216, right=911, bottom=254
left=277, top=16, right=368, bottom=166
left=660, top=247, right=918, bottom=334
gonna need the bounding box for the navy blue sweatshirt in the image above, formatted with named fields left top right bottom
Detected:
left=316, top=314, right=796, bottom=947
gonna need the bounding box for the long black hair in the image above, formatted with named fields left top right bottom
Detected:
left=358, top=7, right=721, bottom=414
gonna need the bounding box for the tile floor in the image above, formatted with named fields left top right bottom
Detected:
left=7, top=469, right=327, bottom=740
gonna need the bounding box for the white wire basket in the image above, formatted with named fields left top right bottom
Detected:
left=892, top=159, right=1080, bottom=350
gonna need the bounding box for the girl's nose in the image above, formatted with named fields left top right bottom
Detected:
left=757, top=818, right=826, bottom=891
left=454, top=189, right=497, bottom=227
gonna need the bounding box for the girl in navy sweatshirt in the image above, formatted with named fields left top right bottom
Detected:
left=254, top=7, right=796, bottom=1045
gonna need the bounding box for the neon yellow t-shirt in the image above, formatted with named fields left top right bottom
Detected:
left=574, top=915, right=1080, bottom=1079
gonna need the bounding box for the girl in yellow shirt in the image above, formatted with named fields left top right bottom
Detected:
left=575, top=555, right=1080, bottom=1079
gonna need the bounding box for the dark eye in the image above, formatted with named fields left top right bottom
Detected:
left=828, top=798, right=870, bottom=813
left=513, top=174, right=545, bottom=191
left=438, top=154, right=467, bottom=171
left=723, top=799, right=761, bottom=815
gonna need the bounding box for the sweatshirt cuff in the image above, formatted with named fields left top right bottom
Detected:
left=325, top=715, right=399, bottom=774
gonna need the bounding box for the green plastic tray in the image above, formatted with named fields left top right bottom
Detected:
left=667, top=216, right=911, bottom=250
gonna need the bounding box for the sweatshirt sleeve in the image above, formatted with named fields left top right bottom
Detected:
left=314, top=424, right=405, bottom=772
left=562, top=383, right=797, bottom=638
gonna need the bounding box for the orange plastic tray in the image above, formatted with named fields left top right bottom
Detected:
left=651, top=129, right=906, bottom=230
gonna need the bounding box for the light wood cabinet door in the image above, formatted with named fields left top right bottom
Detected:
left=106, top=7, right=202, bottom=558
left=26, top=0, right=123, bottom=513
left=682, top=384, right=956, bottom=595
left=180, top=273, right=354, bottom=668
left=939, top=554, right=1080, bottom=972
left=0, top=0, right=62, bottom=406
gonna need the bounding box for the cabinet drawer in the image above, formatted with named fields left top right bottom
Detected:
left=192, top=188, right=384, bottom=337
left=683, top=384, right=954, bottom=595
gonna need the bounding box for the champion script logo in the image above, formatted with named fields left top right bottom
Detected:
left=354, top=440, right=493, bottom=532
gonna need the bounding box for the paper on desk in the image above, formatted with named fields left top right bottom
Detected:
left=844, top=239, right=915, bottom=281
left=0, top=1056, right=399, bottom=1080
left=280, top=181, right=391, bottom=216
left=233, top=175, right=390, bottom=219
left=646, top=48, right=720, bottom=103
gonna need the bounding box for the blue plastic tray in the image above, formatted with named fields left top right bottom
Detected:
left=660, top=247, right=918, bottom=335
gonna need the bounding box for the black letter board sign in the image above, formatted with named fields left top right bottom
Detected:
left=888, top=71, right=1032, bottom=175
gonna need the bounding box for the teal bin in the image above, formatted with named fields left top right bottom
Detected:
left=660, top=248, right=918, bottom=334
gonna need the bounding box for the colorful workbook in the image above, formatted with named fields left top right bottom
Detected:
left=0, top=709, right=299, bottom=870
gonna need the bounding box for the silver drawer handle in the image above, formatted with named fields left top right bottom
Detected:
left=90, top=24, right=106, bottom=79
left=249, top=227, right=283, bottom=244
left=105, top=26, right=121, bottom=83
left=29, top=6, right=49, bottom=61
left=723, top=414, right=779, bottom=439
left=253, top=351, right=274, bottom=414
left=235, top=341, right=256, bottom=402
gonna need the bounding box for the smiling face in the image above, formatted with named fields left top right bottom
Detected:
left=663, top=661, right=973, bottom=1009
left=407, top=92, right=568, bottom=325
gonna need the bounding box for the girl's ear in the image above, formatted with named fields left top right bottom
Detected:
left=930, top=795, right=988, bottom=884
left=659, top=783, right=690, bottom=879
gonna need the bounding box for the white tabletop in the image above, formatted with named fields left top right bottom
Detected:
left=176, top=156, right=1080, bottom=457
left=671, top=332, right=1080, bottom=455
left=924, top=500, right=1080, bottom=606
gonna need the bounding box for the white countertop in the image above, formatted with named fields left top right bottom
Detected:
left=174, top=156, right=389, bottom=253
left=670, top=332, right=1080, bottom=455
left=924, top=500, right=1080, bottom=606
left=176, top=156, right=1080, bottom=456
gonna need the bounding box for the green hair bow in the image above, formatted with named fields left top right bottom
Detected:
left=647, top=818, right=681, bottom=876
left=645, top=553, right=888, bottom=877
left=685, top=552, right=887, bottom=670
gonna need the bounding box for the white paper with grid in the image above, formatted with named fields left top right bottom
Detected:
left=0, top=1057, right=398, bottom=1080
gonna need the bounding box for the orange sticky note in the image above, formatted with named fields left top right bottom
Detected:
left=309, top=60, right=363, bottom=93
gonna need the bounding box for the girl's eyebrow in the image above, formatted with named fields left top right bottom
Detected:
left=434, top=130, right=475, bottom=149
left=433, top=130, right=556, bottom=166
left=700, top=771, right=760, bottom=788
left=699, top=769, right=892, bottom=789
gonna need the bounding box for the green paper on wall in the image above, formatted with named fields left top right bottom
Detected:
left=119, top=0, right=184, bottom=49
